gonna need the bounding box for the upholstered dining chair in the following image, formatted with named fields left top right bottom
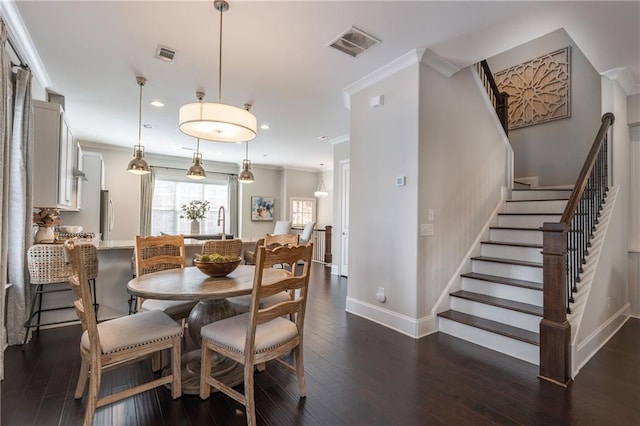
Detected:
left=64, top=240, right=182, bottom=426
left=272, top=220, right=292, bottom=235
left=201, top=238, right=242, bottom=258
left=134, top=235, right=196, bottom=321
left=229, top=233, right=301, bottom=314
left=199, top=243, right=314, bottom=426
left=299, top=221, right=316, bottom=244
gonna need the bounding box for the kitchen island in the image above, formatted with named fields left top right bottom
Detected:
left=35, top=238, right=226, bottom=327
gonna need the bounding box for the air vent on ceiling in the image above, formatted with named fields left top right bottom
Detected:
left=329, top=26, right=380, bottom=58
left=155, top=45, right=177, bottom=63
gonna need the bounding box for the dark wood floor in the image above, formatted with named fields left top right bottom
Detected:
left=3, top=263, right=639, bottom=425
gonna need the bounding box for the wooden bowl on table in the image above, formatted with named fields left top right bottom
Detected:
left=193, top=255, right=242, bottom=277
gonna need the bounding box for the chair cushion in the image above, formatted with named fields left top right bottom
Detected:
left=201, top=313, right=298, bottom=355
left=227, top=292, right=291, bottom=313
left=81, top=310, right=182, bottom=354
left=141, top=298, right=197, bottom=318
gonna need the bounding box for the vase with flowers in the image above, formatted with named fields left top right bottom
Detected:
left=33, top=208, right=62, bottom=243
left=180, top=200, right=210, bottom=235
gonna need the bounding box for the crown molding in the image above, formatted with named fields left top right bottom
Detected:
left=0, top=1, right=51, bottom=88
left=329, top=134, right=349, bottom=145
left=420, top=49, right=460, bottom=78
left=602, top=67, right=639, bottom=96
left=342, top=48, right=426, bottom=109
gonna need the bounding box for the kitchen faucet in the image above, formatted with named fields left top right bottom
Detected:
left=217, top=206, right=226, bottom=240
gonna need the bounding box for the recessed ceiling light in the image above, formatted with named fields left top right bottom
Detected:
left=260, top=124, right=270, bottom=130
left=150, top=100, right=164, bottom=107
left=316, top=136, right=328, bottom=141
left=143, top=124, right=152, bottom=129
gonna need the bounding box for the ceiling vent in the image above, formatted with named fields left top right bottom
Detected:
left=155, top=45, right=177, bottom=63
left=329, top=26, right=380, bottom=58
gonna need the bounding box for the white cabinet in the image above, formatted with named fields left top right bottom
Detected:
left=33, top=100, right=78, bottom=210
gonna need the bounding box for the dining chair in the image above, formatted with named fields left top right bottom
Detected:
left=242, top=238, right=264, bottom=265
left=229, top=233, right=301, bottom=314
left=23, top=243, right=98, bottom=346
left=272, top=220, right=292, bottom=235
left=201, top=238, right=242, bottom=258
left=134, top=235, right=196, bottom=321
left=199, top=243, right=314, bottom=426
left=64, top=240, right=182, bottom=426
left=299, top=221, right=316, bottom=244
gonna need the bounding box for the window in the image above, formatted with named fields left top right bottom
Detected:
left=151, top=174, right=230, bottom=235
left=290, top=197, right=315, bottom=227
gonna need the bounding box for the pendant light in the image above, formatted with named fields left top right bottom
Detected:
left=314, top=163, right=328, bottom=198
left=178, top=0, right=257, bottom=143
left=127, top=76, right=151, bottom=175
left=187, top=138, right=207, bottom=180
left=238, top=141, right=254, bottom=183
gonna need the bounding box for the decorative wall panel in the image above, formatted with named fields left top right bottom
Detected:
left=495, top=47, right=571, bottom=130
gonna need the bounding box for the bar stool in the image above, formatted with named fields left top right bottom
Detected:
left=23, top=243, right=99, bottom=346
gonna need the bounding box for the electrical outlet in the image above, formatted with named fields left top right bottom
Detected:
left=376, top=287, right=386, bottom=302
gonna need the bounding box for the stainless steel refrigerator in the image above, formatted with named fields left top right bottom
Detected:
left=100, top=190, right=114, bottom=241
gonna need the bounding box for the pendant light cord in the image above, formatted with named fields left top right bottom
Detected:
left=218, top=3, right=223, bottom=103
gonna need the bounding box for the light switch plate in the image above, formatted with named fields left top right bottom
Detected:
left=420, top=223, right=434, bottom=236
left=396, top=176, right=406, bottom=186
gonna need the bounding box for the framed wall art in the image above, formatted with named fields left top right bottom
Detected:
left=251, top=196, right=275, bottom=221
left=494, top=46, right=571, bottom=130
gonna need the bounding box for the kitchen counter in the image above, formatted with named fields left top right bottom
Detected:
left=97, top=238, right=213, bottom=251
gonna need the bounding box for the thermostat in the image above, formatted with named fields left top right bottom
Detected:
left=395, top=176, right=406, bottom=186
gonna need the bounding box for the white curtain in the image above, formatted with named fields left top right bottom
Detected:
left=0, top=17, right=9, bottom=379
left=139, top=167, right=155, bottom=236
left=4, top=58, right=34, bottom=346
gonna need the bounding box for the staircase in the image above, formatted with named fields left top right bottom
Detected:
left=437, top=188, right=573, bottom=365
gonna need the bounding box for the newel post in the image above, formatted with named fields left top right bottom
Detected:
left=324, top=226, right=332, bottom=264
left=497, top=92, right=509, bottom=136
left=539, top=222, right=572, bottom=387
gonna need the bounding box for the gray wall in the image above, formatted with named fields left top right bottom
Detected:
left=488, top=29, right=602, bottom=187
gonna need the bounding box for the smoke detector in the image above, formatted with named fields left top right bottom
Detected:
left=329, top=26, right=380, bottom=58
left=155, top=45, right=178, bottom=63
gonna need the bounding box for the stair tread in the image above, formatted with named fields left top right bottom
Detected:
left=498, top=212, right=562, bottom=216
left=438, top=310, right=540, bottom=345
left=506, top=199, right=568, bottom=203
left=512, top=188, right=572, bottom=192
left=482, top=241, right=543, bottom=249
left=461, top=272, right=543, bottom=290
left=471, top=256, right=542, bottom=268
left=490, top=226, right=541, bottom=231
left=450, top=290, right=543, bottom=316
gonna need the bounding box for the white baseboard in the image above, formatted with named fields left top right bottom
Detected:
left=345, top=296, right=437, bottom=338
left=572, top=303, right=631, bottom=377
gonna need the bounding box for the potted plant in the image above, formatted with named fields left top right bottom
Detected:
left=180, top=200, right=210, bottom=234
left=33, top=208, right=61, bottom=243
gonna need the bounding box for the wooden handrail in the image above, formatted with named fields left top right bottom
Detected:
left=477, top=60, right=510, bottom=136
left=559, top=113, right=615, bottom=224
left=539, top=112, right=614, bottom=387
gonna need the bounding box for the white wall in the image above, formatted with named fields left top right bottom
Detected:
left=345, top=56, right=509, bottom=337
left=418, top=65, right=508, bottom=319
left=348, top=65, right=420, bottom=319
left=281, top=168, right=318, bottom=221
left=487, top=29, right=602, bottom=186
left=316, top=168, right=333, bottom=229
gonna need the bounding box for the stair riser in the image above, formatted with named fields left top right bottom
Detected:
left=438, top=317, right=539, bottom=365
left=504, top=200, right=567, bottom=214
left=462, top=277, right=543, bottom=306
left=498, top=214, right=561, bottom=228
left=451, top=297, right=541, bottom=332
left=510, top=190, right=572, bottom=201
left=481, top=244, right=542, bottom=263
left=472, top=260, right=542, bottom=283
left=490, top=229, right=542, bottom=245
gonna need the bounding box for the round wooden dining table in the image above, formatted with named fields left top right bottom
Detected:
left=127, top=265, right=287, bottom=395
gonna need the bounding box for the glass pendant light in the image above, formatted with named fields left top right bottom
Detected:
left=238, top=140, right=254, bottom=183
left=127, top=76, right=151, bottom=175
left=314, top=163, right=328, bottom=198
left=178, top=0, right=257, bottom=143
left=187, top=138, right=207, bottom=180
